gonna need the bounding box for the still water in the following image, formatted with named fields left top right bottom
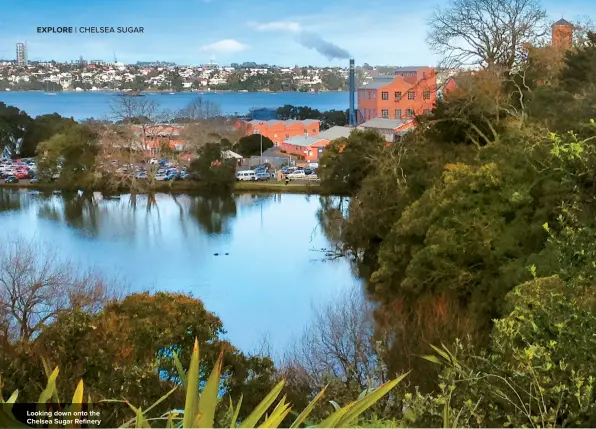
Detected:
left=0, top=189, right=358, bottom=355
left=0, top=91, right=350, bottom=121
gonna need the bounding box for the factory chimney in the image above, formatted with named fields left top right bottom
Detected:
left=349, top=59, right=356, bottom=126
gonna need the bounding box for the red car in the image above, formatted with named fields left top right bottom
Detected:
left=15, top=172, right=28, bottom=179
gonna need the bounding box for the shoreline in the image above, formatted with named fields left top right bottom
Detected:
left=1, top=89, right=347, bottom=94
left=0, top=180, right=330, bottom=195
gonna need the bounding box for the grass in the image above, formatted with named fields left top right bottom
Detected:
left=0, top=180, right=327, bottom=195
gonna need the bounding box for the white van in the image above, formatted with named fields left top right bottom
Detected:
left=236, top=170, right=257, bottom=181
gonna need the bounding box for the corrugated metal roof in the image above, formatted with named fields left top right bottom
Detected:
left=265, top=120, right=283, bottom=125
left=284, top=120, right=301, bottom=125
left=358, top=76, right=394, bottom=90
left=302, top=119, right=320, bottom=125
left=318, top=126, right=353, bottom=141
left=248, top=120, right=262, bottom=125
left=359, top=118, right=412, bottom=130
left=394, top=66, right=426, bottom=72
left=553, top=18, right=572, bottom=26
left=283, top=136, right=324, bottom=147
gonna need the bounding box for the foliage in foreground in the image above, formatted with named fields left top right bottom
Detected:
left=0, top=339, right=407, bottom=428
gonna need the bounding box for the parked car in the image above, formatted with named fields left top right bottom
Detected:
left=236, top=170, right=257, bottom=181
left=185, top=173, right=200, bottom=181
left=281, top=166, right=294, bottom=174
left=155, top=173, right=167, bottom=181
left=135, top=172, right=148, bottom=179
left=30, top=177, right=39, bottom=183
left=255, top=172, right=271, bottom=181
left=287, top=170, right=306, bottom=180
left=4, top=176, right=18, bottom=183
left=15, top=171, right=28, bottom=179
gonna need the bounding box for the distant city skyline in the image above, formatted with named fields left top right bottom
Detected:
left=0, top=0, right=593, bottom=67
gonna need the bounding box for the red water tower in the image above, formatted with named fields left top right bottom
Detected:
left=552, top=18, right=573, bottom=49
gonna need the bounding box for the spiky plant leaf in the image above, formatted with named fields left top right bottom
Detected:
left=173, top=352, right=187, bottom=388
left=41, top=357, right=61, bottom=404
left=135, top=407, right=151, bottom=428
left=290, top=386, right=327, bottom=428
left=316, top=403, right=353, bottom=428
left=335, top=372, right=408, bottom=427
left=238, top=380, right=285, bottom=428
left=229, top=395, right=243, bottom=428
left=258, top=399, right=292, bottom=429
left=183, top=339, right=200, bottom=429
left=195, top=350, right=224, bottom=428
left=6, top=390, right=19, bottom=404
left=38, top=367, right=59, bottom=403
left=65, top=380, right=84, bottom=428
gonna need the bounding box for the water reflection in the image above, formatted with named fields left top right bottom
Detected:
left=0, top=188, right=359, bottom=353
left=189, top=195, right=237, bottom=235
left=0, top=188, right=22, bottom=213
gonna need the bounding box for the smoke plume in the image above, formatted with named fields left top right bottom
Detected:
left=297, top=31, right=351, bottom=60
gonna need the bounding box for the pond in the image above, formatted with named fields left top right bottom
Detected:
left=0, top=188, right=359, bottom=356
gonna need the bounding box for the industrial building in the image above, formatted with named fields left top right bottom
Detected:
left=16, top=43, right=27, bottom=66
left=235, top=119, right=321, bottom=146
left=356, top=66, right=437, bottom=123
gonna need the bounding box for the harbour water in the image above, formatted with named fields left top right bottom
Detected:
left=0, top=91, right=350, bottom=121
left=0, top=189, right=358, bottom=356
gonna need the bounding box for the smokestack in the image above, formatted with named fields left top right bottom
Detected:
left=349, top=59, right=356, bottom=126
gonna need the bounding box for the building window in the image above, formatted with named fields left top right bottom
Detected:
left=381, top=109, right=388, bottom=118
left=394, top=91, right=402, bottom=100
left=423, top=109, right=431, bottom=115
left=408, top=91, right=415, bottom=100
left=423, top=90, right=431, bottom=100
left=381, top=91, right=388, bottom=100
left=395, top=109, right=402, bottom=118
left=405, top=109, right=414, bottom=117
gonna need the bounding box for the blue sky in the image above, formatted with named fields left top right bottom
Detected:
left=0, top=0, right=594, bottom=66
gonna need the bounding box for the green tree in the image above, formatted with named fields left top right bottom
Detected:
left=188, top=142, right=236, bottom=191
left=318, top=129, right=385, bottom=195
left=36, top=124, right=99, bottom=190
left=236, top=134, right=273, bottom=157
left=6, top=292, right=277, bottom=427
left=21, top=113, right=77, bottom=157
left=0, top=102, right=32, bottom=156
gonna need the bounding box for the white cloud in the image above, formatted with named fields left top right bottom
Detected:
left=200, top=39, right=249, bottom=54
left=249, top=21, right=302, bottom=33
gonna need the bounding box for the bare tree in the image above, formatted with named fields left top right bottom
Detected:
left=283, top=287, right=387, bottom=393
left=428, top=0, right=548, bottom=69
left=109, top=95, right=171, bottom=153
left=176, top=97, right=222, bottom=121
left=100, top=96, right=175, bottom=190
left=176, top=97, right=241, bottom=154
left=572, top=15, right=596, bottom=47
left=0, top=235, right=122, bottom=343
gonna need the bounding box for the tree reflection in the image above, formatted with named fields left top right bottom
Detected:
left=0, top=189, right=21, bottom=213
left=62, top=194, right=100, bottom=236
left=35, top=192, right=100, bottom=236
left=316, top=196, right=349, bottom=247
left=188, top=194, right=237, bottom=235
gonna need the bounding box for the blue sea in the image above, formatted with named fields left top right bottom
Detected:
left=0, top=91, right=350, bottom=121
